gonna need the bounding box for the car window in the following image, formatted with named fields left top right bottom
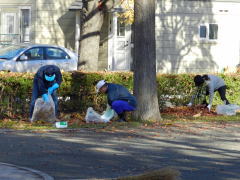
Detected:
left=45, top=47, right=70, bottom=60
left=22, top=47, right=43, bottom=60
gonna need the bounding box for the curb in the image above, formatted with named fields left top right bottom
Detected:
left=0, top=162, right=54, bottom=180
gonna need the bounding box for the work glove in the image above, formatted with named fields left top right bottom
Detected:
left=207, top=104, right=212, bottom=112
left=187, top=102, right=192, bottom=107
left=42, top=94, right=49, bottom=103
left=48, top=83, right=59, bottom=95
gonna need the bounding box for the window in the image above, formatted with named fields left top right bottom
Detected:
left=199, top=24, right=218, bottom=40
left=21, top=9, right=30, bottom=27
left=117, top=18, right=125, bottom=37
left=6, top=15, right=15, bottom=34
left=45, top=48, right=70, bottom=60
left=209, top=24, right=218, bottom=40
left=22, top=47, right=43, bottom=60
left=1, top=13, right=17, bottom=34
left=1, top=13, right=19, bottom=44
left=199, top=25, right=207, bottom=38
left=20, top=8, right=31, bottom=42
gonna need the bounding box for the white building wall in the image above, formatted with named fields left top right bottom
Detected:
left=34, top=0, right=76, bottom=50
left=0, top=0, right=34, bottom=44
left=0, top=0, right=77, bottom=50
left=156, top=0, right=240, bottom=73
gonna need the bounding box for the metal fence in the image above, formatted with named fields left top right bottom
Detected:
left=0, top=34, right=20, bottom=47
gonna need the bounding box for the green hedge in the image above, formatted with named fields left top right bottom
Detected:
left=157, top=74, right=240, bottom=106
left=0, top=71, right=239, bottom=118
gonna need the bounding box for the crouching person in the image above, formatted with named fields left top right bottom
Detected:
left=188, top=74, right=230, bottom=111
left=96, top=80, right=137, bottom=122
left=30, top=65, right=62, bottom=120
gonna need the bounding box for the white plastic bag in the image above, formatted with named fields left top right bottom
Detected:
left=216, top=104, right=240, bottom=116
left=31, top=94, right=56, bottom=122
left=101, top=105, right=116, bottom=122
left=85, top=105, right=115, bottom=123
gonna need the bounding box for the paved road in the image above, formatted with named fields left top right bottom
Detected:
left=0, top=122, right=239, bottom=180
left=0, top=162, right=53, bottom=180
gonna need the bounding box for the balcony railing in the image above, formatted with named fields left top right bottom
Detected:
left=0, top=34, right=20, bottom=47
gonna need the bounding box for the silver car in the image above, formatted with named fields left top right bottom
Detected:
left=0, top=44, right=78, bottom=72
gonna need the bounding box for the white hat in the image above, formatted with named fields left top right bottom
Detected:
left=96, top=80, right=106, bottom=93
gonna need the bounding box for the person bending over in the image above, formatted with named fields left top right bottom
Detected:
left=96, top=80, right=137, bottom=122
left=30, top=65, right=62, bottom=119
left=188, top=74, right=229, bottom=111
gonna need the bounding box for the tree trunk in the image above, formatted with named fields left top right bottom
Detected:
left=79, top=0, right=104, bottom=71
left=133, top=0, right=161, bottom=121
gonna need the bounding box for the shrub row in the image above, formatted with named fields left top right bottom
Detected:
left=0, top=71, right=240, bottom=118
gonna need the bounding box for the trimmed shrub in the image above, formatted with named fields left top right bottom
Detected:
left=0, top=71, right=239, bottom=118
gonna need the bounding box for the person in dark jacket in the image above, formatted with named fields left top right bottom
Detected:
left=30, top=65, right=62, bottom=119
left=96, top=80, right=137, bottom=122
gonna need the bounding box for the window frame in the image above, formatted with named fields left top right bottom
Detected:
left=199, top=24, right=207, bottom=40
left=199, top=23, right=218, bottom=42
left=117, top=17, right=125, bottom=37
left=17, top=47, right=44, bottom=61
left=19, top=7, right=31, bottom=43
left=44, top=47, right=71, bottom=60
left=208, top=23, right=218, bottom=40
left=1, top=12, right=18, bottom=34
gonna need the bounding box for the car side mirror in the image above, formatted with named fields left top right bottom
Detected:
left=19, top=55, right=28, bottom=61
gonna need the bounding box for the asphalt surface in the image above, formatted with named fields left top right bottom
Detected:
left=0, top=122, right=239, bottom=180
left=0, top=162, right=53, bottom=180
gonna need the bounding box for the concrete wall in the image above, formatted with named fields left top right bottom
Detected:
left=34, top=0, right=76, bottom=50
left=156, top=0, right=240, bottom=73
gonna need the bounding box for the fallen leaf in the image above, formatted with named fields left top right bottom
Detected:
left=193, top=113, right=201, bottom=117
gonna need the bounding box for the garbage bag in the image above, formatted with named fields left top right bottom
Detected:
left=216, top=104, right=240, bottom=116
left=31, top=94, right=56, bottom=122
left=85, top=105, right=115, bottom=123
left=101, top=105, right=115, bottom=122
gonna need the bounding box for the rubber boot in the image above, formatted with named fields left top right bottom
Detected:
left=202, top=100, right=208, bottom=107
left=117, top=112, right=127, bottom=122
left=223, top=100, right=230, bottom=105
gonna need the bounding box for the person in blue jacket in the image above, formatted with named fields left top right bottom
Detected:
left=96, top=80, right=137, bottom=122
left=30, top=65, right=62, bottom=119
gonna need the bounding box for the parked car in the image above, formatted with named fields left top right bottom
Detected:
left=0, top=44, right=78, bottom=72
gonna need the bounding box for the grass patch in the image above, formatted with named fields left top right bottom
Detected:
left=0, top=112, right=240, bottom=131
left=0, top=119, right=54, bottom=130
left=0, top=118, right=142, bottom=131
left=162, top=113, right=240, bottom=122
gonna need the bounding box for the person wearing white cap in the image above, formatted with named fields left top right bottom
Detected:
left=96, top=80, right=137, bottom=122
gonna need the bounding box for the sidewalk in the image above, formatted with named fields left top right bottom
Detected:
left=0, top=162, right=53, bottom=180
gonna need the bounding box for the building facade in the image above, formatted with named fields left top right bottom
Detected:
left=1, top=0, right=240, bottom=73
left=155, top=0, right=240, bottom=73
left=0, top=0, right=76, bottom=50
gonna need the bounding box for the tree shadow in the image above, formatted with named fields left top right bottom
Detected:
left=156, top=0, right=218, bottom=73
left=0, top=128, right=239, bottom=179
left=36, top=0, right=76, bottom=50
left=57, top=12, right=76, bottom=49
